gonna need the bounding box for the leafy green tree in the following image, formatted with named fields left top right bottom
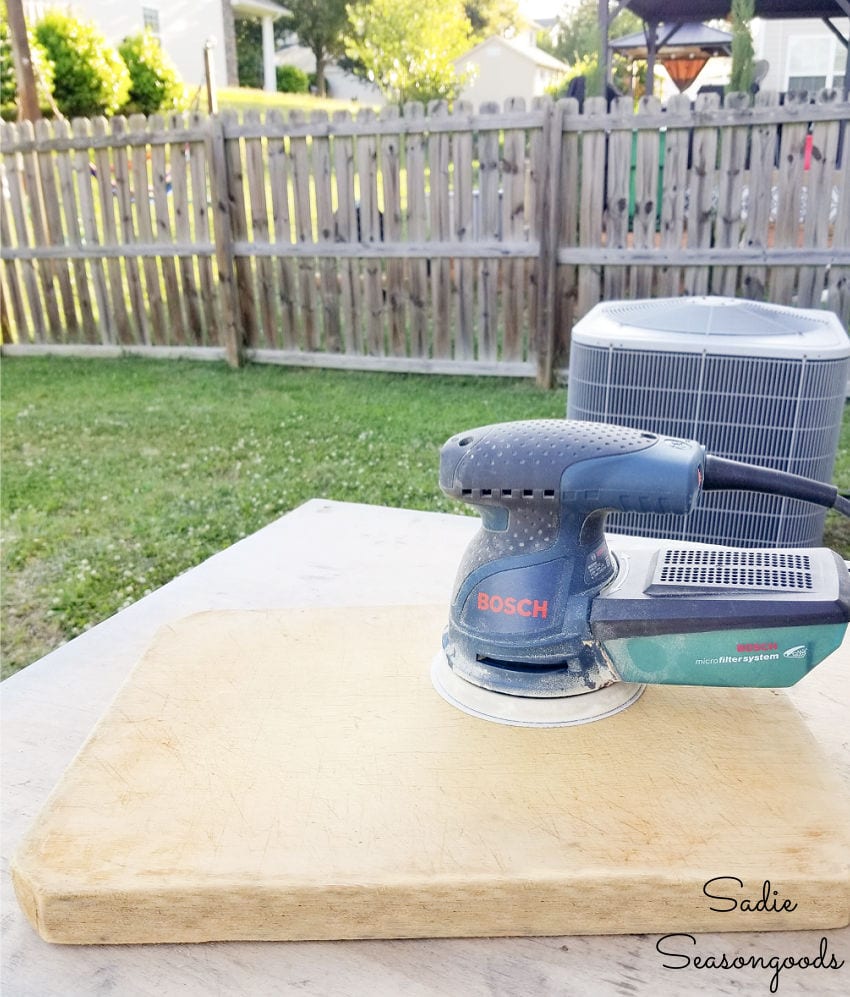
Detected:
left=345, top=0, right=472, bottom=106
left=118, top=31, right=184, bottom=115
left=235, top=18, right=264, bottom=89
left=729, top=0, right=755, bottom=94
left=464, top=0, right=519, bottom=40
left=34, top=9, right=129, bottom=117
left=544, top=0, right=642, bottom=98
left=278, top=0, right=348, bottom=97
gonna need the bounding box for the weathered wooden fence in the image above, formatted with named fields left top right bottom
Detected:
left=1, top=90, right=849, bottom=385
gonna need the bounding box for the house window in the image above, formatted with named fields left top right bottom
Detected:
left=786, top=33, right=846, bottom=92
left=142, top=6, right=160, bottom=39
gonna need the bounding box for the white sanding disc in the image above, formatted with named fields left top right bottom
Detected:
left=431, top=652, right=645, bottom=728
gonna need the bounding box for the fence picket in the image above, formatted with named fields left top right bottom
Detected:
left=577, top=97, right=606, bottom=317
left=379, top=106, right=406, bottom=356
left=266, top=111, right=299, bottom=349
left=187, top=112, right=219, bottom=344
left=110, top=116, right=149, bottom=343
left=684, top=92, right=721, bottom=297
left=355, top=108, right=384, bottom=355
left=312, top=111, right=342, bottom=352
left=243, top=110, right=277, bottom=347
left=797, top=90, right=841, bottom=306
left=127, top=115, right=165, bottom=344
left=477, top=103, right=500, bottom=360
left=740, top=90, right=779, bottom=300
left=501, top=97, right=526, bottom=361
left=452, top=100, right=475, bottom=361
left=603, top=97, right=631, bottom=301
left=331, top=109, right=360, bottom=353
left=2, top=123, right=46, bottom=340
left=770, top=92, right=810, bottom=305
left=223, top=110, right=259, bottom=347
left=657, top=93, right=691, bottom=297
left=404, top=102, right=429, bottom=357
left=148, top=113, right=185, bottom=344
left=289, top=110, right=320, bottom=350
left=91, top=116, right=133, bottom=343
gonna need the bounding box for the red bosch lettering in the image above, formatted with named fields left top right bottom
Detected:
left=477, top=593, right=548, bottom=619
left=736, top=642, right=778, bottom=653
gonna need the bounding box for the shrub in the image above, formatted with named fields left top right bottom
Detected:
left=119, top=31, right=184, bottom=114
left=276, top=64, right=309, bottom=94
left=34, top=10, right=130, bottom=118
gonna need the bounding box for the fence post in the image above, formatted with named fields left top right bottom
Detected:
left=206, top=114, right=243, bottom=366
left=534, top=99, right=564, bottom=389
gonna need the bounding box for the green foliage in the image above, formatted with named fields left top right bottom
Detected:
left=729, top=0, right=756, bottom=94
left=278, top=0, right=349, bottom=96
left=346, top=0, right=473, bottom=106
left=464, top=0, right=519, bottom=40
left=235, top=18, right=264, bottom=89
left=0, top=0, right=55, bottom=120
left=547, top=0, right=641, bottom=97
left=276, top=64, right=310, bottom=93
left=34, top=9, right=130, bottom=118
left=118, top=31, right=184, bottom=115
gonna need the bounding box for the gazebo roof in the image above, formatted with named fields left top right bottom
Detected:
left=610, top=21, right=733, bottom=59
left=621, top=1, right=849, bottom=20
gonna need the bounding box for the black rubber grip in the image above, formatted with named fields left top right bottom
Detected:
left=703, top=455, right=846, bottom=514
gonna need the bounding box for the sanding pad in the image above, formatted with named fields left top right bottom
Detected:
left=430, top=651, right=645, bottom=726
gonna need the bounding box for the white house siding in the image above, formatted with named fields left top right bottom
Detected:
left=455, top=38, right=566, bottom=109
left=753, top=17, right=848, bottom=93
left=26, top=0, right=231, bottom=89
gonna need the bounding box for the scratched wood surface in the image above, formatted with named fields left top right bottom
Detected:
left=12, top=604, right=850, bottom=945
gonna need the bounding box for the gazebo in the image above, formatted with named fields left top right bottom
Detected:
left=610, top=21, right=733, bottom=92
left=603, top=0, right=850, bottom=96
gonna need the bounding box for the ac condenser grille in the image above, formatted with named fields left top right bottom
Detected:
left=567, top=298, right=850, bottom=548
left=648, top=548, right=814, bottom=594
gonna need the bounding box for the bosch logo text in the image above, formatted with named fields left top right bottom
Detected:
left=477, top=593, right=548, bottom=619
left=736, top=642, right=778, bottom=653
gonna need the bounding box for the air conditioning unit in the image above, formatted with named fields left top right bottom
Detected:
left=567, top=296, right=850, bottom=547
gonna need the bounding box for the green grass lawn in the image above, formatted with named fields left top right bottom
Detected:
left=0, top=358, right=562, bottom=676
left=215, top=87, right=371, bottom=118
left=2, top=356, right=848, bottom=679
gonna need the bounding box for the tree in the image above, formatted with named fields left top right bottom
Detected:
left=278, top=0, right=348, bottom=97
left=543, top=0, right=642, bottom=98
left=4, top=0, right=40, bottom=119
left=345, top=0, right=472, bottom=107
left=464, top=0, right=519, bottom=40
left=729, top=0, right=755, bottom=94
left=1, top=0, right=54, bottom=121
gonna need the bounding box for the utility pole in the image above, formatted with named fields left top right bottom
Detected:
left=598, top=1, right=610, bottom=98
left=6, top=0, right=41, bottom=121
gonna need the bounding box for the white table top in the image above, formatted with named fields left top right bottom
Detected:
left=2, top=499, right=849, bottom=996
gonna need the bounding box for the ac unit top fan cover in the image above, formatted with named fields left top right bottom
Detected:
left=572, top=297, right=849, bottom=360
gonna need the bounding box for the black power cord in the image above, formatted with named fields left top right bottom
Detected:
left=702, top=455, right=850, bottom=518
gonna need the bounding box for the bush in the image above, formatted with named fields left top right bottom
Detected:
left=276, top=64, right=309, bottom=94
left=34, top=10, right=130, bottom=118
left=118, top=31, right=184, bottom=115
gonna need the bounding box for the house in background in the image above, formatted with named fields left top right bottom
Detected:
left=454, top=29, right=569, bottom=109
left=23, top=0, right=289, bottom=93
left=753, top=16, right=848, bottom=93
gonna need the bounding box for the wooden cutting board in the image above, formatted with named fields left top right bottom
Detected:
left=12, top=606, right=850, bottom=944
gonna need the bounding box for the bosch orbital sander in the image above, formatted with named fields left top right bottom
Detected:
left=432, top=419, right=850, bottom=727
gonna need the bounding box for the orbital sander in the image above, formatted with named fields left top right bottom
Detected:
left=432, top=419, right=850, bottom=727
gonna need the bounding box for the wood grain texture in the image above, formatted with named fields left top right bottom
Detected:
left=12, top=605, right=850, bottom=946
